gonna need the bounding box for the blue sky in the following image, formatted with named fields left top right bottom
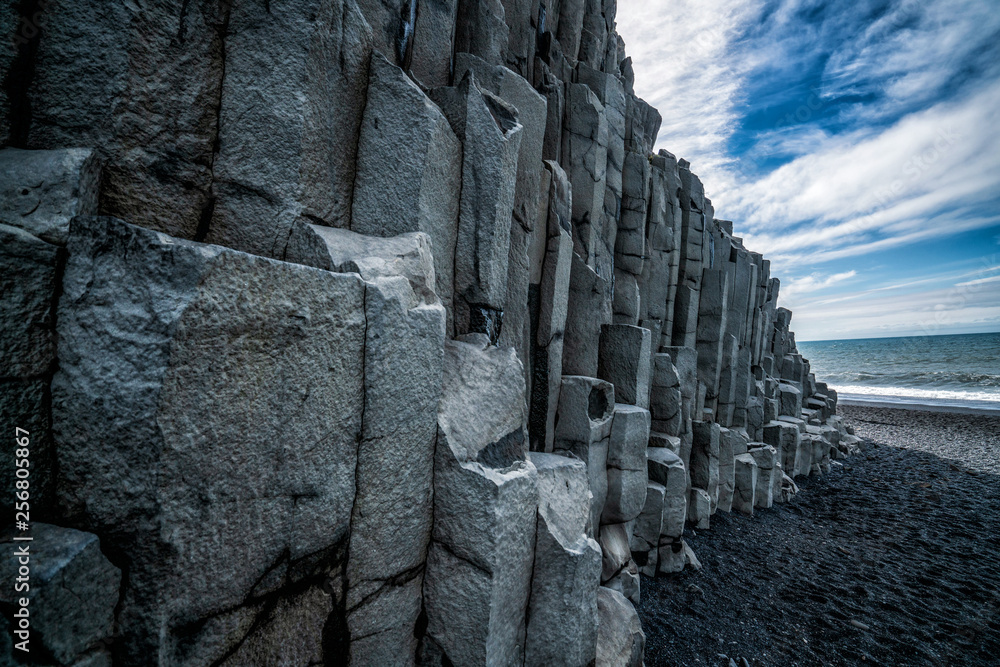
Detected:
left=616, top=0, right=1000, bottom=340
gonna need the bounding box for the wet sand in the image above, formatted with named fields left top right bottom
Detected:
left=637, top=406, right=1000, bottom=666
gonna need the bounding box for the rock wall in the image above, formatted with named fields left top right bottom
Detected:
left=0, top=1, right=861, bottom=665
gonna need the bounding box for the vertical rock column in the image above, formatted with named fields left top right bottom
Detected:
left=431, top=72, right=524, bottom=340
left=423, top=338, right=537, bottom=666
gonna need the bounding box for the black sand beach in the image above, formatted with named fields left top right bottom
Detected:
left=638, top=405, right=1000, bottom=666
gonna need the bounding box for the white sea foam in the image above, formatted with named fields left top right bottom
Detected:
left=834, top=384, right=1000, bottom=410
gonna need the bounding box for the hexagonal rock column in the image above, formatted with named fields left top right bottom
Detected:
left=562, top=83, right=609, bottom=267
left=733, top=453, right=758, bottom=516
left=690, top=421, right=721, bottom=512
left=0, top=147, right=100, bottom=520
left=597, top=324, right=652, bottom=409
left=717, top=427, right=737, bottom=513
left=453, top=53, right=548, bottom=371
left=748, top=445, right=780, bottom=509
left=554, top=376, right=616, bottom=536
left=647, top=448, right=689, bottom=574
left=596, top=587, right=645, bottom=667
left=602, top=404, right=651, bottom=525
left=763, top=420, right=802, bottom=482
left=630, top=482, right=665, bottom=577
left=563, top=252, right=614, bottom=378
left=778, top=382, right=803, bottom=419
left=424, top=337, right=537, bottom=667
left=53, top=217, right=368, bottom=666
left=528, top=161, right=575, bottom=453
left=431, top=71, right=523, bottom=339
left=649, top=353, right=683, bottom=437
left=524, top=453, right=602, bottom=667
left=208, top=0, right=375, bottom=250
left=0, top=524, right=120, bottom=665
left=350, top=53, right=462, bottom=330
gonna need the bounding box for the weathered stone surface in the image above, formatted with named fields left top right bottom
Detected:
left=350, top=53, right=461, bottom=323
left=687, top=487, right=711, bottom=530
left=0, top=224, right=60, bottom=379
left=454, top=53, right=548, bottom=367
left=748, top=445, right=778, bottom=509
left=208, top=0, right=375, bottom=251
left=563, top=83, right=609, bottom=267
left=603, top=403, right=651, bottom=524
left=554, top=376, right=615, bottom=535
left=599, top=522, right=633, bottom=583
left=439, top=338, right=528, bottom=465
left=431, top=71, right=523, bottom=334
left=563, top=251, right=613, bottom=377
left=525, top=453, right=602, bottom=667
left=690, top=421, right=720, bottom=511
left=0, top=148, right=100, bottom=245
left=763, top=420, right=802, bottom=482
left=596, top=587, right=645, bottom=667
left=428, top=335, right=536, bottom=665
left=733, top=453, right=758, bottom=516
left=717, top=427, right=737, bottom=513
left=53, top=217, right=365, bottom=665
left=286, top=223, right=439, bottom=306
left=345, top=277, right=447, bottom=662
left=528, top=161, right=574, bottom=452
left=604, top=558, right=641, bottom=605
left=630, top=481, right=665, bottom=576
left=0, top=524, right=120, bottom=665
left=597, top=324, right=652, bottom=409
left=647, top=448, right=687, bottom=539
left=778, top=382, right=803, bottom=418
left=25, top=1, right=223, bottom=238
left=423, top=456, right=537, bottom=666
left=411, top=0, right=461, bottom=86
left=455, top=0, right=510, bottom=64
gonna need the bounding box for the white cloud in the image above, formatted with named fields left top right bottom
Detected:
left=780, top=270, right=857, bottom=306
left=956, top=274, right=1000, bottom=288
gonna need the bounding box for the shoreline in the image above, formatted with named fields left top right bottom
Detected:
left=838, top=397, right=1000, bottom=416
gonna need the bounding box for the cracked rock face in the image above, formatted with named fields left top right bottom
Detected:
left=52, top=217, right=366, bottom=665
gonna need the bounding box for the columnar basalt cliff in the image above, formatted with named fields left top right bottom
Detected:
left=0, top=1, right=861, bottom=665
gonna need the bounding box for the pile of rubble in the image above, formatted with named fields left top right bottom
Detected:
left=0, top=1, right=859, bottom=665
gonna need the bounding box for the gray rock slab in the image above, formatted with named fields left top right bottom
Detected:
left=0, top=148, right=100, bottom=245
left=554, top=376, right=615, bottom=535
left=350, top=53, right=461, bottom=325
left=0, top=224, right=61, bottom=379
left=528, top=161, right=575, bottom=453
left=345, top=278, right=447, bottom=661
left=596, top=587, right=645, bottom=667
left=424, top=445, right=537, bottom=666
left=208, top=0, right=374, bottom=253
left=597, top=324, right=651, bottom=408
left=733, top=453, right=758, bottom=516
left=690, top=421, right=720, bottom=511
left=411, top=0, right=460, bottom=86
left=53, top=217, right=366, bottom=664
left=687, top=487, right=711, bottom=530
left=286, top=223, right=439, bottom=307
left=26, top=1, right=224, bottom=238
left=431, top=71, right=523, bottom=333
left=0, top=524, right=120, bottom=665
left=647, top=448, right=687, bottom=539
left=717, top=427, right=736, bottom=513
left=563, top=252, right=613, bottom=377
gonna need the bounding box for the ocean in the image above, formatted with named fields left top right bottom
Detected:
left=796, top=332, right=1000, bottom=412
